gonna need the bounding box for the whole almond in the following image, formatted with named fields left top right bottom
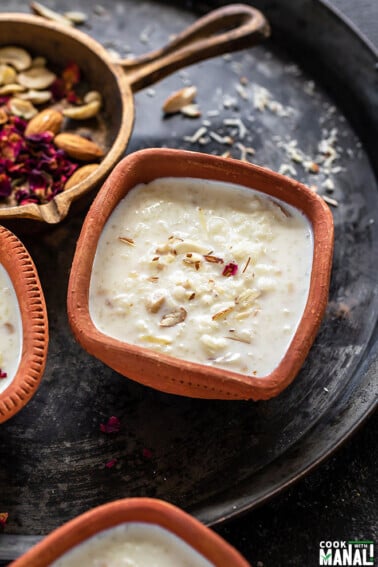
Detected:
left=54, top=133, right=104, bottom=161
left=64, top=164, right=99, bottom=190
left=25, top=108, right=63, bottom=137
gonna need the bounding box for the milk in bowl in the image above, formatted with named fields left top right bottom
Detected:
left=0, top=262, right=22, bottom=393
left=50, top=522, right=215, bottom=567
left=89, top=177, right=313, bottom=377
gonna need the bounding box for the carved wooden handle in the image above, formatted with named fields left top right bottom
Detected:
left=121, top=3, right=270, bottom=92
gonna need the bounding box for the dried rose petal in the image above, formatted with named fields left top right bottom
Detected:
left=0, top=512, right=8, bottom=527
left=105, top=458, right=117, bottom=469
left=62, top=62, right=80, bottom=88
left=100, top=415, right=121, bottom=434
left=0, top=369, right=7, bottom=379
left=222, top=262, right=238, bottom=277
left=142, top=448, right=153, bottom=459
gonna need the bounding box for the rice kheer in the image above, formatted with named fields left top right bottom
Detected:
left=89, top=178, right=313, bottom=377
left=50, top=522, right=215, bottom=567
left=0, top=263, right=22, bottom=393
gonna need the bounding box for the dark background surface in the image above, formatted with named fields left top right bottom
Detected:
left=215, top=4, right=377, bottom=565
left=0, top=1, right=377, bottom=566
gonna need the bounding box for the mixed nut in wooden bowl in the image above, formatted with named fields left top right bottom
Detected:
left=0, top=6, right=270, bottom=233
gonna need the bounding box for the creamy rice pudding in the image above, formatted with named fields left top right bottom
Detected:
left=89, top=177, right=313, bottom=377
left=0, top=263, right=22, bottom=393
left=50, top=522, right=214, bottom=567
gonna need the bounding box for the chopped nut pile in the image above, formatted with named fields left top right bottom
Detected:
left=0, top=46, right=103, bottom=206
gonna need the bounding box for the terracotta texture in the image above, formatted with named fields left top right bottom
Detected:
left=0, top=6, right=269, bottom=231
left=67, top=148, right=334, bottom=401
left=0, top=226, right=48, bottom=423
left=10, top=497, right=250, bottom=567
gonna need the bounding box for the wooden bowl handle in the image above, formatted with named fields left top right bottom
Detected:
left=121, top=3, right=270, bottom=92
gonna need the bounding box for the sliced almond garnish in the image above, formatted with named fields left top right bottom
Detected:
left=173, top=239, right=209, bottom=254
left=160, top=307, right=187, bottom=327
left=180, top=104, right=201, bottom=118
left=30, top=2, right=74, bottom=26
left=203, top=254, right=224, bottom=264
left=212, top=306, right=234, bottom=320
left=0, top=46, right=32, bottom=71
left=163, top=86, right=197, bottom=114
left=145, top=294, right=165, bottom=314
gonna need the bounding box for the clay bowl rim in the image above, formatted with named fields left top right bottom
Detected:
left=10, top=497, right=250, bottom=567
left=0, top=12, right=134, bottom=226
left=67, top=148, right=334, bottom=401
left=0, top=226, right=49, bottom=423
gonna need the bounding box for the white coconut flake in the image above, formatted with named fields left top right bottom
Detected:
left=183, top=126, right=208, bottom=144
left=223, top=117, right=247, bottom=139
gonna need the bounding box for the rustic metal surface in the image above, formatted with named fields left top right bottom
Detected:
left=0, top=0, right=377, bottom=562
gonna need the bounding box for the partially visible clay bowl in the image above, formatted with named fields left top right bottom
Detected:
left=10, top=497, right=250, bottom=567
left=67, top=148, right=334, bottom=400
left=0, top=226, right=48, bottom=423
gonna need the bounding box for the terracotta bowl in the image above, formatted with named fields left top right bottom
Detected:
left=10, top=497, right=250, bottom=567
left=0, top=226, right=48, bottom=423
left=67, top=148, right=334, bottom=401
left=0, top=7, right=269, bottom=233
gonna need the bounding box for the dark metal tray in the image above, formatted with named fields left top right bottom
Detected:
left=0, top=0, right=377, bottom=560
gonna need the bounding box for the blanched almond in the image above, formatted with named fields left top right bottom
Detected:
left=163, top=86, right=197, bottom=114
left=64, top=164, right=99, bottom=190
left=54, top=133, right=104, bottom=161
left=25, top=108, right=63, bottom=136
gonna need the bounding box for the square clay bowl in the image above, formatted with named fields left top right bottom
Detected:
left=10, top=497, right=250, bottom=566
left=0, top=226, right=48, bottom=423
left=67, top=149, right=334, bottom=400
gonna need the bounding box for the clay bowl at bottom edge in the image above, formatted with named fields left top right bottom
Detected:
left=9, top=497, right=251, bottom=567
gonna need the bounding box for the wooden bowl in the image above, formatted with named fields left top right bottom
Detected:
left=0, top=226, right=48, bottom=423
left=0, top=7, right=269, bottom=233
left=10, top=498, right=250, bottom=567
left=67, top=148, right=334, bottom=400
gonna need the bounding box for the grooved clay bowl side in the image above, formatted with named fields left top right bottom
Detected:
left=10, top=498, right=250, bottom=567
left=67, top=148, right=334, bottom=400
left=0, top=226, right=48, bottom=423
